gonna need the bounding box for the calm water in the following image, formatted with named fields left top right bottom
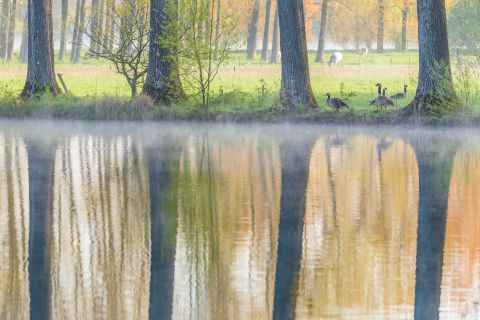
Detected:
left=1, top=120, right=480, bottom=320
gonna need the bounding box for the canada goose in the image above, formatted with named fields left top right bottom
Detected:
left=391, top=84, right=408, bottom=102
left=369, top=83, right=382, bottom=106
left=328, top=52, right=344, bottom=66
left=326, top=93, right=350, bottom=112
left=369, top=85, right=395, bottom=110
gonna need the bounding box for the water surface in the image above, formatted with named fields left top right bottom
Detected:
left=0, top=120, right=479, bottom=319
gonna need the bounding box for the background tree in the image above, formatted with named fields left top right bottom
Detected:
left=20, top=0, right=61, bottom=99
left=270, top=4, right=279, bottom=64
left=6, top=0, right=16, bottom=61
left=401, top=0, right=412, bottom=51
left=260, top=0, right=271, bottom=61
left=246, top=0, right=260, bottom=59
left=58, top=0, right=68, bottom=61
left=80, top=0, right=150, bottom=97
left=19, top=9, right=27, bottom=63
left=277, top=0, right=317, bottom=109
left=142, top=0, right=184, bottom=104
left=448, top=0, right=480, bottom=62
left=1, top=0, right=10, bottom=59
left=377, top=0, right=385, bottom=53
left=315, top=0, right=328, bottom=63
left=71, top=0, right=86, bottom=63
left=403, top=0, right=457, bottom=116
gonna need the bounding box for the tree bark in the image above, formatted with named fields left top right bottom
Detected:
left=19, top=11, right=28, bottom=62
left=97, top=0, right=104, bottom=52
left=90, top=0, right=99, bottom=52
left=402, top=0, right=457, bottom=117
left=401, top=3, right=409, bottom=51
left=277, top=0, right=317, bottom=109
left=377, top=0, right=385, bottom=53
left=73, top=0, right=86, bottom=63
left=269, top=4, right=279, bottom=64
left=214, top=0, right=221, bottom=50
left=260, top=0, right=272, bottom=61
left=315, top=0, right=328, bottom=63
left=1, top=0, right=10, bottom=59
left=142, top=0, right=184, bottom=104
left=58, top=0, right=68, bottom=61
left=246, top=0, right=260, bottom=60
left=6, top=0, right=16, bottom=61
left=20, top=0, right=61, bottom=99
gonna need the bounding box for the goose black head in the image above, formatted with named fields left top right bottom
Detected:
left=375, top=83, right=381, bottom=87
left=326, top=93, right=331, bottom=98
left=383, top=87, right=388, bottom=95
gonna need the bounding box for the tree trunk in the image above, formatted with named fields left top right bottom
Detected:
left=269, top=4, right=279, bottom=64
left=377, top=0, right=385, bottom=53
left=6, top=0, right=16, bottom=61
left=1, top=0, right=10, bottom=59
left=142, top=0, right=184, bottom=104
left=412, top=137, right=456, bottom=320
left=97, top=0, right=104, bottom=52
left=19, top=11, right=28, bottom=62
left=273, top=137, right=315, bottom=320
left=58, top=0, right=68, bottom=61
left=246, top=0, right=260, bottom=60
left=401, top=4, right=409, bottom=51
left=90, top=0, right=99, bottom=52
left=108, top=0, right=115, bottom=52
left=73, top=0, right=86, bottom=63
left=20, top=0, right=61, bottom=99
left=260, top=0, right=272, bottom=61
left=70, top=0, right=81, bottom=62
left=277, top=0, right=317, bottom=109
left=214, top=0, right=221, bottom=50
left=402, top=0, right=456, bottom=117
left=315, top=0, right=328, bottom=63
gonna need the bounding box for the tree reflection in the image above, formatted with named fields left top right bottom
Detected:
left=0, top=135, right=30, bottom=319
left=413, top=136, right=456, bottom=320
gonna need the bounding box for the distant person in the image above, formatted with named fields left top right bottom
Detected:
left=359, top=47, right=369, bottom=56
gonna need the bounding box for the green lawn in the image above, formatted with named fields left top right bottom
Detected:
left=0, top=50, right=479, bottom=119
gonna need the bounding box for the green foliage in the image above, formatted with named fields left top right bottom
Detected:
left=448, top=0, right=480, bottom=61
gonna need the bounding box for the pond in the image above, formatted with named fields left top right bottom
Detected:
left=0, top=120, right=479, bottom=319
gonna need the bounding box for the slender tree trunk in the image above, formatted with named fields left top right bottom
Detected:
left=19, top=11, right=28, bottom=62
left=1, top=0, right=10, bottom=59
left=73, top=0, right=86, bottom=63
left=97, top=0, right=104, bottom=52
left=20, top=0, right=61, bottom=99
left=58, top=0, right=68, bottom=61
left=246, top=0, right=260, bottom=60
left=401, top=7, right=409, bottom=51
left=377, top=0, right=385, bottom=53
left=270, top=4, right=279, bottom=64
left=142, top=0, right=184, bottom=104
left=315, top=0, right=328, bottom=63
left=90, top=0, right=99, bottom=52
left=70, top=0, right=81, bottom=61
left=260, top=0, right=271, bottom=61
left=214, top=0, right=220, bottom=50
left=402, top=0, right=456, bottom=116
left=277, top=0, right=317, bottom=109
left=6, top=0, right=16, bottom=61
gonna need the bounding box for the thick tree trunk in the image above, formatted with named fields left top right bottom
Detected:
left=315, top=0, right=328, bottom=63
left=1, top=0, right=10, bottom=59
left=273, top=137, right=315, bottom=320
left=260, top=0, right=272, bottom=61
left=142, top=0, right=184, bottom=104
left=20, top=0, right=61, bottom=99
left=402, top=0, right=456, bottom=117
left=401, top=4, right=409, bottom=51
left=70, top=0, right=81, bottom=62
left=377, top=0, right=385, bottom=53
left=246, top=0, right=260, bottom=60
left=58, top=0, right=68, bottom=61
left=6, top=0, right=16, bottom=61
left=277, top=0, right=317, bottom=109
left=412, top=138, right=456, bottom=320
left=270, top=4, right=279, bottom=64
left=19, top=12, right=28, bottom=62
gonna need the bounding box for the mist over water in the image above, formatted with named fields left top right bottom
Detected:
left=1, top=120, right=480, bottom=319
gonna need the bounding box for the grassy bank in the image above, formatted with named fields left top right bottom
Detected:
left=1, top=51, right=479, bottom=124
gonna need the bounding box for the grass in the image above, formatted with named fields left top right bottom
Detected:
left=0, top=50, right=479, bottom=124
